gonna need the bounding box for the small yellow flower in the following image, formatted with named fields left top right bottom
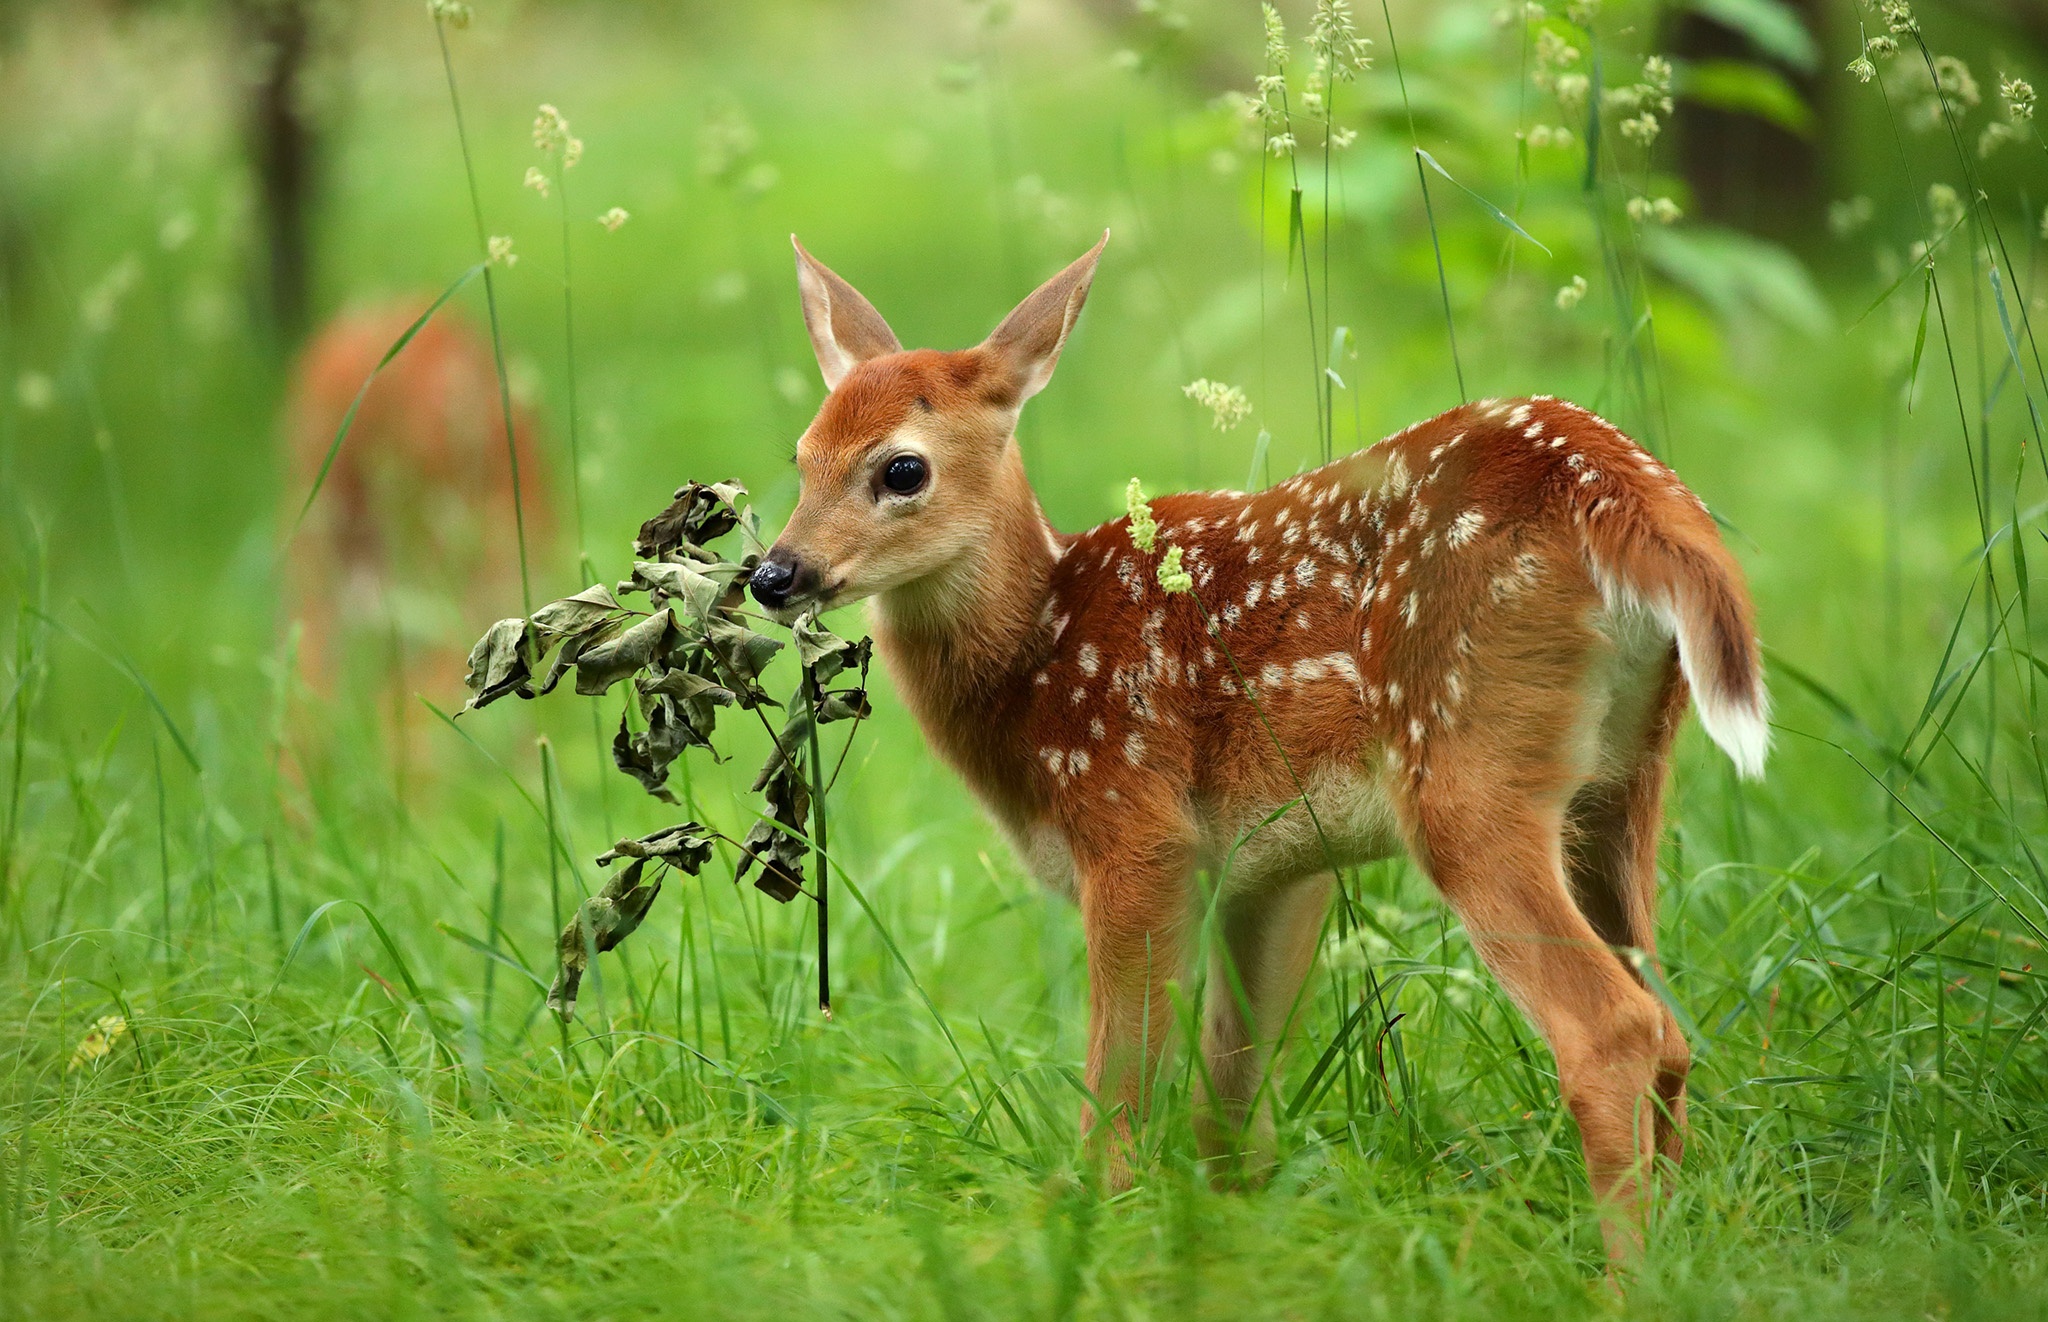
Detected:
left=1126, top=479, right=1158, bottom=553
left=69, top=1014, right=128, bottom=1072
left=1556, top=275, right=1588, bottom=310
left=487, top=235, right=517, bottom=267
left=1156, top=545, right=1192, bottom=595
left=523, top=166, right=550, bottom=198
left=597, top=207, right=630, bottom=232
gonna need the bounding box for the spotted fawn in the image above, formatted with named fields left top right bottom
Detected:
left=751, top=234, right=1767, bottom=1259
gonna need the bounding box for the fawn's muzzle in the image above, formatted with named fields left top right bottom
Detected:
left=749, top=549, right=803, bottom=609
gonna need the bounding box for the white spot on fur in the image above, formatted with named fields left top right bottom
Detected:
left=1078, top=643, right=1101, bottom=676
left=1090, top=717, right=1106, bottom=741
left=1124, top=732, right=1146, bottom=765
left=1447, top=509, right=1485, bottom=549
left=1382, top=452, right=1412, bottom=495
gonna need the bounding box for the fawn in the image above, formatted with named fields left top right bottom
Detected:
left=751, top=234, right=1767, bottom=1260
left=283, top=300, right=548, bottom=710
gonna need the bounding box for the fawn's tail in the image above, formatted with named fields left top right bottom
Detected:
left=1578, top=479, right=1770, bottom=780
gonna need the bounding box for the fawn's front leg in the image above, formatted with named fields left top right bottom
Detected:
left=1196, top=871, right=1334, bottom=1184
left=1076, top=838, right=1193, bottom=1189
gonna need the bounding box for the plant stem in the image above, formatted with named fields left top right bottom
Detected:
left=434, top=16, right=534, bottom=615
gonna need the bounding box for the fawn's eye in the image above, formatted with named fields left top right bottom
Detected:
left=881, top=453, right=928, bottom=496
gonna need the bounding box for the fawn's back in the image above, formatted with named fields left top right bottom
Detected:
left=945, top=394, right=1763, bottom=895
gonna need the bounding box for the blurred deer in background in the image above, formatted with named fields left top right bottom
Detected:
left=749, top=234, right=1767, bottom=1263
left=282, top=301, right=550, bottom=732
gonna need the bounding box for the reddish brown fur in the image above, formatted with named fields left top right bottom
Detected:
left=283, top=301, right=549, bottom=702
left=771, top=239, right=1766, bottom=1264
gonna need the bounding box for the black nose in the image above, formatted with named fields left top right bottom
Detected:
left=749, top=555, right=797, bottom=609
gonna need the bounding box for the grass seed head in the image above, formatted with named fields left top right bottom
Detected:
left=487, top=234, right=517, bottom=266
left=1555, top=274, right=1588, bottom=309
left=1126, top=479, right=1158, bottom=552
left=597, top=207, right=630, bottom=232
left=2003, top=75, right=2036, bottom=120
left=1156, top=545, right=1192, bottom=595
left=1182, top=378, right=1252, bottom=431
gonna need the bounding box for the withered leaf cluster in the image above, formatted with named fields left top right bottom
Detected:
left=462, top=480, right=872, bottom=1018
left=546, top=822, right=716, bottom=1017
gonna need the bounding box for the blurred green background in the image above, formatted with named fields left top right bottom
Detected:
left=5, top=0, right=2048, bottom=1317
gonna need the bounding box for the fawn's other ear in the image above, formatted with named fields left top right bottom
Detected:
left=792, top=237, right=903, bottom=391
left=981, top=230, right=1109, bottom=405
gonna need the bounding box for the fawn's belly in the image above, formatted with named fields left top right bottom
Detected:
left=1201, top=756, right=1406, bottom=894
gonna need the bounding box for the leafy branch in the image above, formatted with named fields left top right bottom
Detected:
left=460, top=480, right=871, bottom=1017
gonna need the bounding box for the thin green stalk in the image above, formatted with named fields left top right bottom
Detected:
left=1379, top=0, right=1466, bottom=404
left=553, top=161, right=589, bottom=577
left=804, top=668, right=831, bottom=1018
left=483, top=817, right=506, bottom=1028
left=433, top=14, right=533, bottom=615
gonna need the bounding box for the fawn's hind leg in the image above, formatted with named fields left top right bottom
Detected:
left=1565, top=658, right=1693, bottom=1163
left=1409, top=772, right=1675, bottom=1263
left=1196, top=870, right=1334, bottom=1181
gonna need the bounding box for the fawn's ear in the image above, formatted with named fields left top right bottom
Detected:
left=792, top=237, right=903, bottom=391
left=981, top=230, right=1109, bottom=405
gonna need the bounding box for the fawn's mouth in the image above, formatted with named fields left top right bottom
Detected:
left=764, top=577, right=846, bottom=625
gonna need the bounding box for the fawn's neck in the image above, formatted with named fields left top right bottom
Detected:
left=871, top=443, right=1059, bottom=815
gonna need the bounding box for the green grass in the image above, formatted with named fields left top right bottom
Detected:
left=5, top=0, right=2048, bottom=1316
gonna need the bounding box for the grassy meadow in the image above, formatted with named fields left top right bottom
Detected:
left=5, top=0, right=2048, bottom=1315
